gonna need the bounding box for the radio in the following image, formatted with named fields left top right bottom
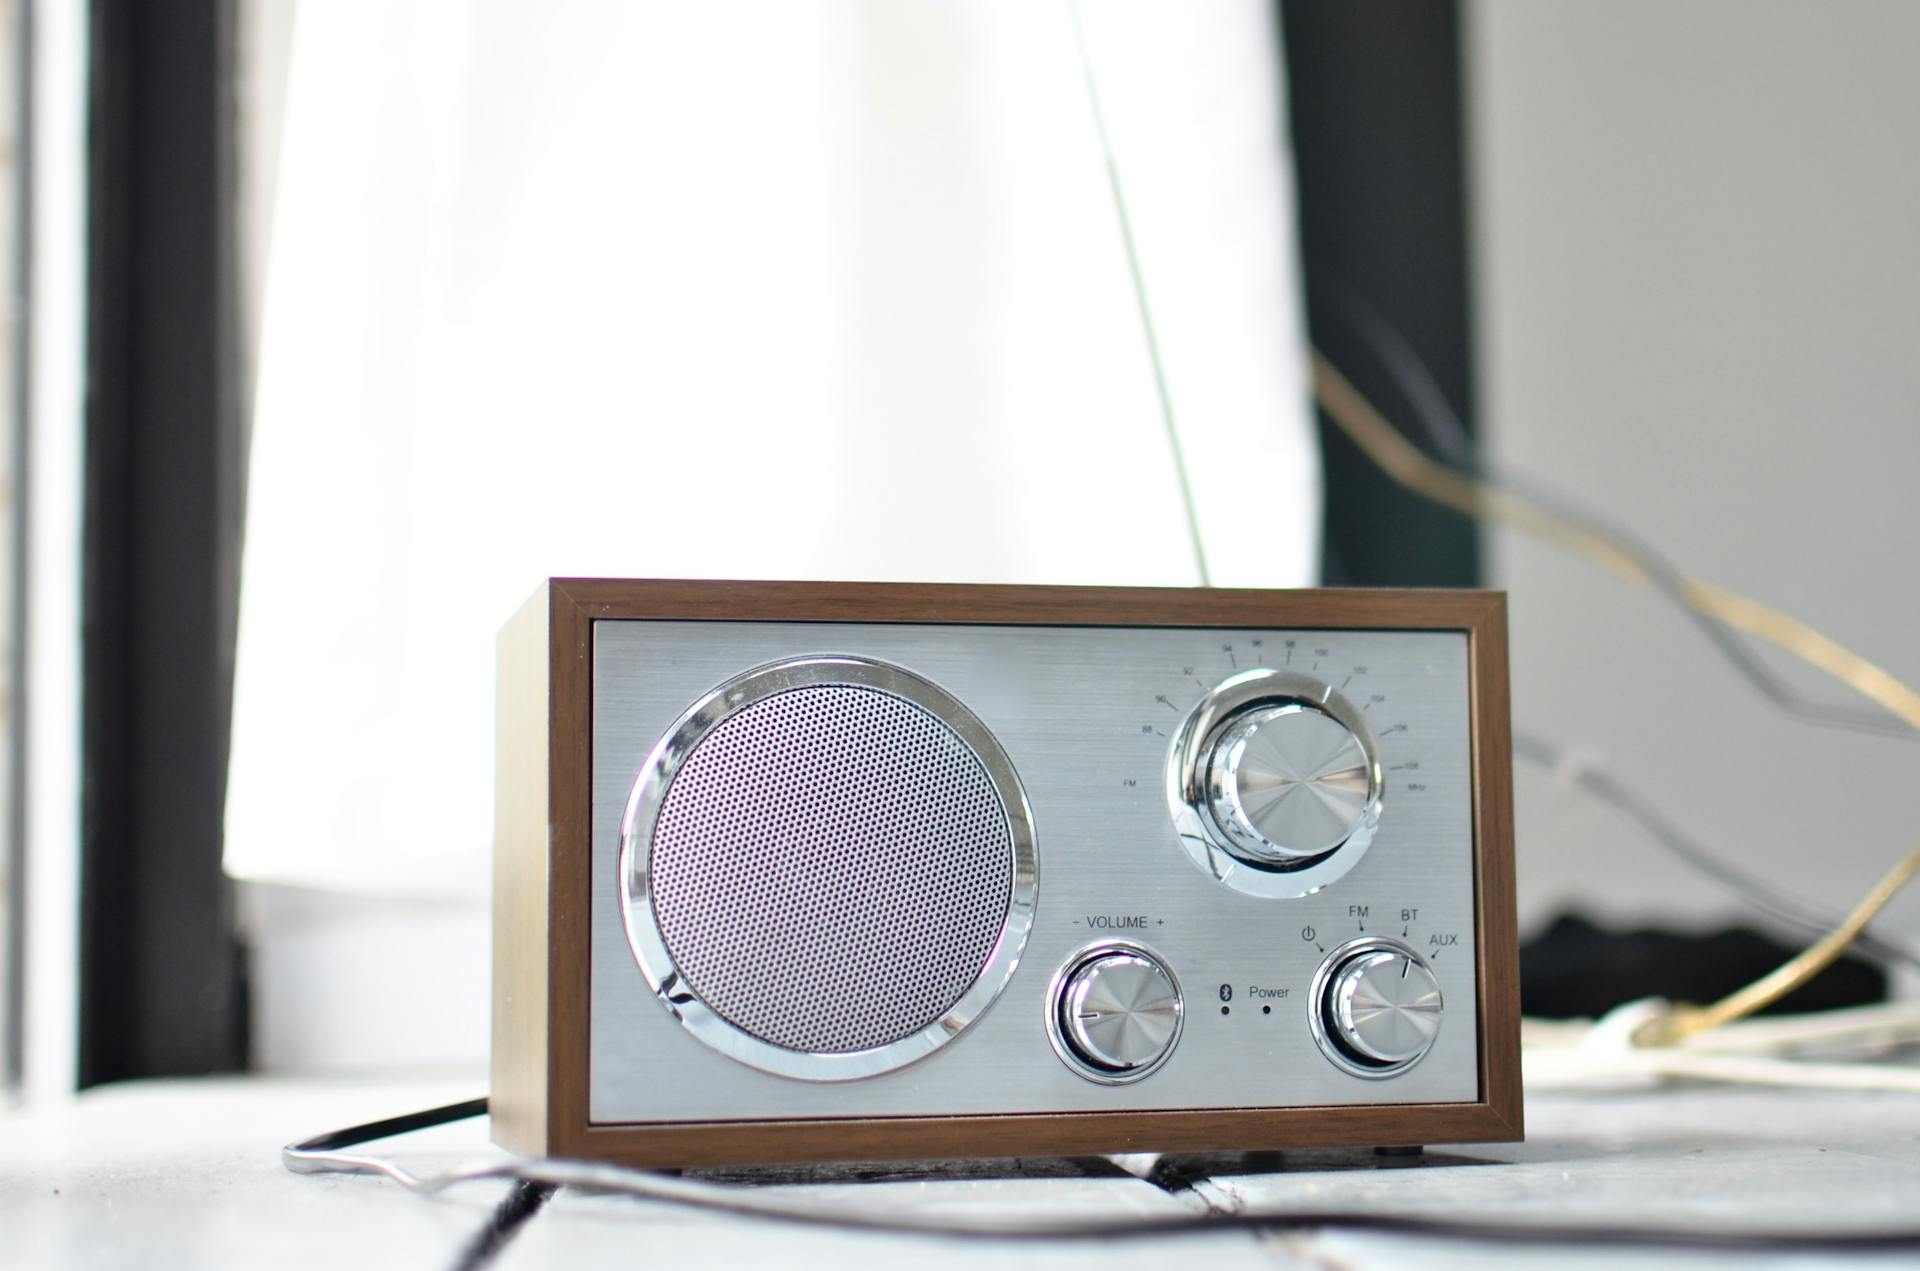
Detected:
left=492, top=579, right=1520, bottom=1166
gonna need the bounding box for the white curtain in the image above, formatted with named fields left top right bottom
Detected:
left=227, top=0, right=1317, bottom=894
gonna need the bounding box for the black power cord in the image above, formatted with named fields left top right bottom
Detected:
left=287, top=1096, right=489, bottom=1154
left=284, top=1098, right=1920, bottom=1252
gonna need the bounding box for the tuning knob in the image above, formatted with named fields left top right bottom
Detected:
left=1047, top=944, right=1183, bottom=1083
left=1206, top=702, right=1375, bottom=864
left=1311, top=939, right=1443, bottom=1077
left=1168, top=670, right=1383, bottom=898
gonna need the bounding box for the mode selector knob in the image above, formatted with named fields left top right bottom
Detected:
left=1311, top=939, right=1443, bottom=1078
left=1047, top=944, right=1183, bottom=1084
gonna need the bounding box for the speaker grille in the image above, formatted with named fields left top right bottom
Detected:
left=650, top=684, right=1015, bottom=1055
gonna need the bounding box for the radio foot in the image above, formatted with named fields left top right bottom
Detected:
left=1373, top=1145, right=1424, bottom=1165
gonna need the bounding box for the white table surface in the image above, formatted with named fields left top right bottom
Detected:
left=4, top=1074, right=1918, bottom=1269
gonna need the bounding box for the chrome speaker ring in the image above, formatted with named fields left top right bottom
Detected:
left=619, top=655, right=1039, bottom=1082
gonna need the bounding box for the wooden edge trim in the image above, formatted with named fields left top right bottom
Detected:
left=1466, top=591, right=1524, bottom=1138
left=545, top=583, right=597, bottom=1156
left=561, top=1102, right=1520, bottom=1169
left=536, top=579, right=1523, bottom=1162
left=550, top=577, right=1502, bottom=631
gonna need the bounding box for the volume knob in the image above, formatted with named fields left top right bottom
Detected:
left=1048, top=945, right=1183, bottom=1083
left=1312, top=939, right=1443, bottom=1077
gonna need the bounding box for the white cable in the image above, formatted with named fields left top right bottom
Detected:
left=1524, top=1001, right=1920, bottom=1092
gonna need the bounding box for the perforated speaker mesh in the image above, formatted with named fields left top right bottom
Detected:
left=650, top=684, right=1015, bottom=1055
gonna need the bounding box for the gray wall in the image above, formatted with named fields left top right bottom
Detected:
left=1468, top=2, right=1920, bottom=950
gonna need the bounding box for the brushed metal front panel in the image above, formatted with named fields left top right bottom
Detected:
left=589, top=621, right=1479, bottom=1123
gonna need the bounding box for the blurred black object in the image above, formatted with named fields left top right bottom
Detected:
left=84, top=0, right=248, bottom=1084
left=1521, top=914, right=1888, bottom=1020
left=1280, top=0, right=1481, bottom=588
